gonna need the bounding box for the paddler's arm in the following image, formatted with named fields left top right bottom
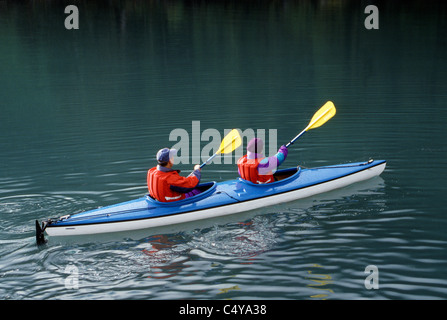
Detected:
left=258, top=145, right=288, bottom=175
left=169, top=165, right=201, bottom=193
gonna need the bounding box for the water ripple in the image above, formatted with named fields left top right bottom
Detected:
left=1, top=185, right=447, bottom=300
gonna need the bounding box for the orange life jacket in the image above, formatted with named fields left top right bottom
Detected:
left=237, top=155, right=274, bottom=184
left=147, top=167, right=198, bottom=202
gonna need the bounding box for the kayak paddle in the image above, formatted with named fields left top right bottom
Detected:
left=200, top=129, right=242, bottom=168
left=285, top=101, right=336, bottom=148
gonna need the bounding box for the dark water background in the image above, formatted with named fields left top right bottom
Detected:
left=1, top=0, right=446, bottom=300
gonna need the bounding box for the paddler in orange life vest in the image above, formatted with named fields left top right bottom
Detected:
left=237, top=138, right=288, bottom=184
left=147, top=148, right=202, bottom=202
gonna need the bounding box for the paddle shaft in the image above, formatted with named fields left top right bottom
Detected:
left=200, top=153, right=218, bottom=169
left=285, top=129, right=306, bottom=148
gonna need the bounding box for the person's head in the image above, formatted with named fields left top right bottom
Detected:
left=247, top=138, right=264, bottom=154
left=156, top=148, right=177, bottom=168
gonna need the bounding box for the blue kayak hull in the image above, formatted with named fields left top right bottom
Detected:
left=40, top=160, right=386, bottom=238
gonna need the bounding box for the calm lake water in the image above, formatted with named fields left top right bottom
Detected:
left=1, top=1, right=446, bottom=300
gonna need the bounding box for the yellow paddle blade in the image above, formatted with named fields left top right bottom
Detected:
left=217, top=129, right=242, bottom=155
left=307, top=101, right=336, bottom=130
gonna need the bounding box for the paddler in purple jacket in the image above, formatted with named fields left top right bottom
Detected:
left=237, top=138, right=288, bottom=184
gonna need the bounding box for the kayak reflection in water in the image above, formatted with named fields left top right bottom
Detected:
left=147, top=148, right=202, bottom=202
left=237, top=138, right=288, bottom=184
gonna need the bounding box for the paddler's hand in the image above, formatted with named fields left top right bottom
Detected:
left=194, top=164, right=201, bottom=171
left=279, top=145, right=288, bottom=158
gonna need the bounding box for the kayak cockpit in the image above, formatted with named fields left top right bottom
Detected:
left=146, top=181, right=217, bottom=206
left=238, top=166, right=302, bottom=187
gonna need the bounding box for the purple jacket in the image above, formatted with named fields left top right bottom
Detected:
left=239, top=145, right=288, bottom=176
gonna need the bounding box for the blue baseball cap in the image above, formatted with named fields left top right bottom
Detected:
left=156, top=148, right=177, bottom=164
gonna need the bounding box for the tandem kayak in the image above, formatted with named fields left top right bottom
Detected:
left=36, top=159, right=386, bottom=244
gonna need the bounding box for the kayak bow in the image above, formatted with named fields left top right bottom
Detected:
left=36, top=159, right=386, bottom=244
